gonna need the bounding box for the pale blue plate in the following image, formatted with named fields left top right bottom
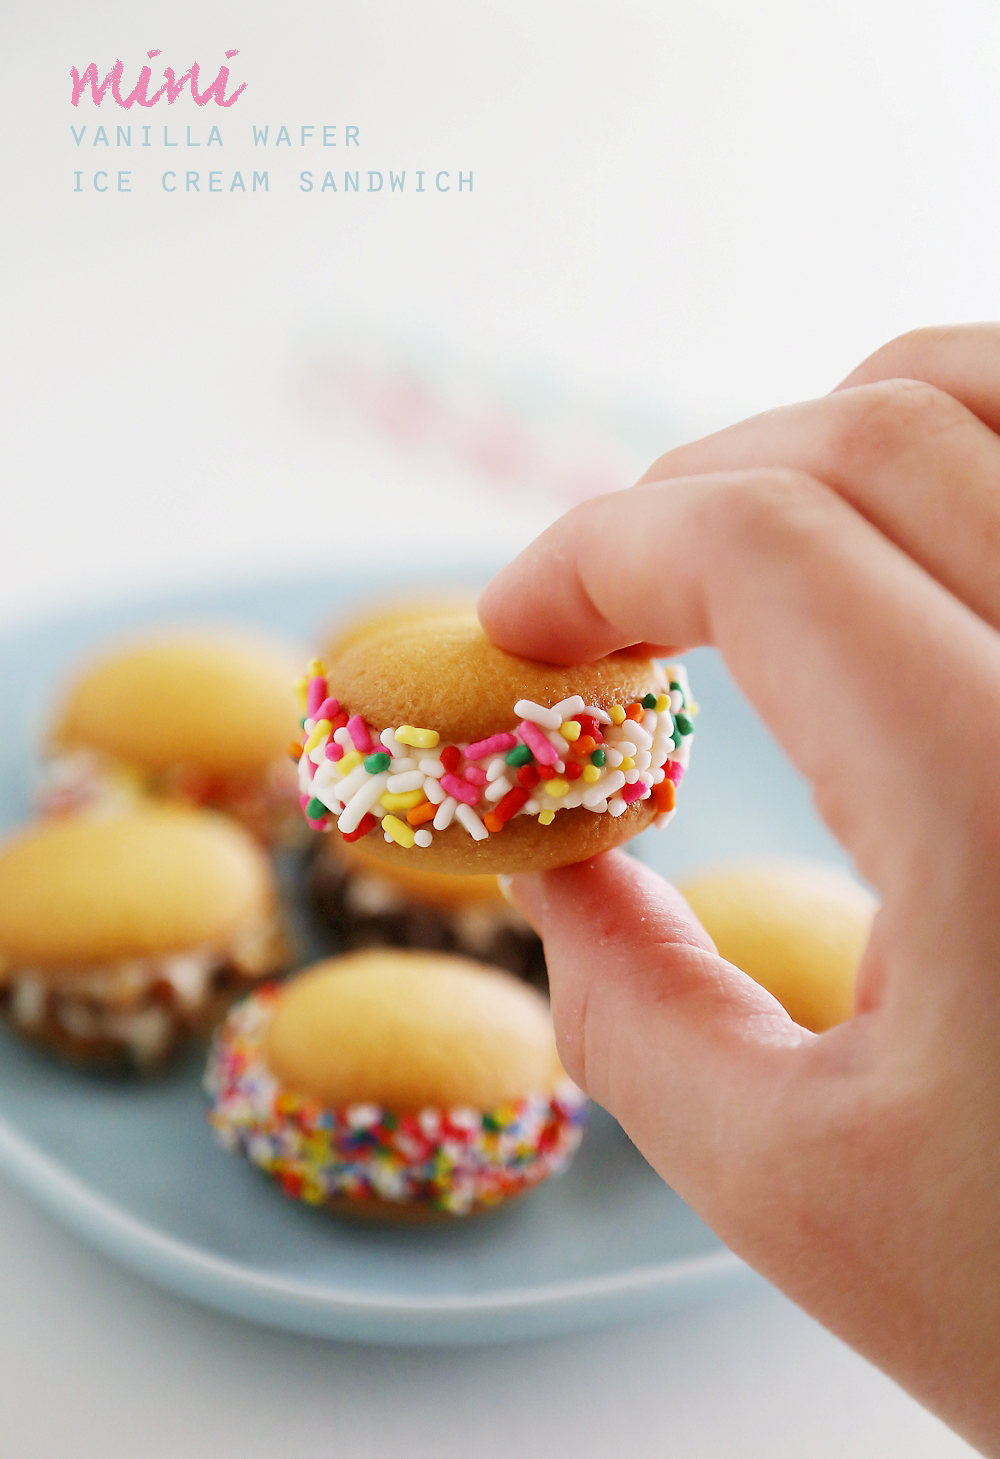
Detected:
left=0, top=573, right=847, bottom=1344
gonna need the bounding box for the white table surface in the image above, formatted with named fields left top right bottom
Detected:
left=1, top=1, right=994, bottom=1452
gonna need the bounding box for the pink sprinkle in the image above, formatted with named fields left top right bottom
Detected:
left=347, top=714, right=373, bottom=753
left=464, top=731, right=517, bottom=760
left=621, top=781, right=647, bottom=805
left=325, top=740, right=344, bottom=761
left=306, top=814, right=328, bottom=829
left=463, top=765, right=488, bottom=786
left=519, top=720, right=558, bottom=765
left=316, top=696, right=340, bottom=721
left=440, top=772, right=481, bottom=806
left=306, top=676, right=327, bottom=717
left=664, top=761, right=685, bottom=785
left=299, top=794, right=311, bottom=810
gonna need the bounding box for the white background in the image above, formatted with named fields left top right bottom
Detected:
left=1, top=1, right=995, bottom=1452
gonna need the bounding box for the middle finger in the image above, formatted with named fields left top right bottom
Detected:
left=640, top=380, right=1000, bottom=631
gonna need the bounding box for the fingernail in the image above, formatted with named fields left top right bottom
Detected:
left=497, top=874, right=513, bottom=903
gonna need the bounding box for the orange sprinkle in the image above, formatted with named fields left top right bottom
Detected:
left=483, top=812, right=504, bottom=834
left=625, top=702, right=644, bottom=721
left=287, top=740, right=303, bottom=761
left=572, top=735, right=597, bottom=758
left=653, top=778, right=676, bottom=813
left=406, top=800, right=437, bottom=827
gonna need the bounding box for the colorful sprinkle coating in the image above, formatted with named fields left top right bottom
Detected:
left=205, top=985, right=589, bottom=1215
left=293, top=660, right=695, bottom=849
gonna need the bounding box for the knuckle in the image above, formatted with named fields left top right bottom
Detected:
left=828, top=377, right=968, bottom=470
left=704, top=467, right=835, bottom=550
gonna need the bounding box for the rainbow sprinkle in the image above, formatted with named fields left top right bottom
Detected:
left=205, top=984, right=589, bottom=1215
left=291, top=664, right=696, bottom=849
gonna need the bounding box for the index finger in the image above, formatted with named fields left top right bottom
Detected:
left=478, top=469, right=1000, bottom=890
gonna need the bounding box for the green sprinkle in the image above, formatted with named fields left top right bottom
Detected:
left=364, top=751, right=391, bottom=773
left=482, top=1114, right=500, bottom=1132
left=669, top=680, right=681, bottom=692
left=299, top=715, right=307, bottom=729
left=305, top=797, right=327, bottom=820
left=381, top=1111, right=398, bottom=1131
left=506, top=744, right=533, bottom=766
left=590, top=748, right=606, bottom=767
left=675, top=712, right=693, bottom=737
left=642, top=692, right=658, bottom=710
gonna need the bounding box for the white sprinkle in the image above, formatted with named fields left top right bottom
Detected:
left=608, top=795, right=627, bottom=817
left=338, top=772, right=390, bottom=834
left=433, top=796, right=457, bottom=830
left=651, top=766, right=665, bottom=784
left=330, top=762, right=369, bottom=804
left=334, top=725, right=354, bottom=750
left=629, top=723, right=652, bottom=751
left=602, top=770, right=627, bottom=797
left=524, top=798, right=540, bottom=814
left=381, top=727, right=405, bottom=756
left=639, top=770, right=654, bottom=786
left=635, top=749, right=652, bottom=772
left=414, top=829, right=433, bottom=847
left=583, top=705, right=612, bottom=724
left=605, top=748, right=623, bottom=769
left=419, top=756, right=445, bottom=778
left=423, top=776, right=446, bottom=805
left=347, top=1104, right=380, bottom=1128
left=548, top=731, right=569, bottom=756
left=550, top=695, right=586, bottom=720
left=486, top=756, right=508, bottom=782
left=303, top=717, right=316, bottom=735
left=384, top=831, right=393, bottom=842
left=386, top=770, right=424, bottom=793
left=388, top=757, right=418, bottom=773
left=297, top=754, right=313, bottom=796
left=670, top=690, right=684, bottom=714
left=617, top=740, right=638, bottom=758
left=583, top=784, right=610, bottom=809
left=456, top=803, right=488, bottom=840
left=514, top=699, right=561, bottom=730
left=584, top=796, right=608, bottom=814
left=624, top=769, right=640, bottom=785
left=554, top=759, right=565, bottom=774
left=485, top=775, right=513, bottom=802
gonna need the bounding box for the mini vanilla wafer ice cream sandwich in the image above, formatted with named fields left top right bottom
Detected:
left=206, top=949, right=587, bottom=1219
left=41, top=631, right=305, bottom=844
left=291, top=610, right=696, bottom=874
left=0, top=806, right=286, bottom=1071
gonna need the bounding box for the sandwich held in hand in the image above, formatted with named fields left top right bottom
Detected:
left=292, top=611, right=695, bottom=873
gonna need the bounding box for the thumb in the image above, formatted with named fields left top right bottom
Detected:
left=508, top=851, right=812, bottom=1208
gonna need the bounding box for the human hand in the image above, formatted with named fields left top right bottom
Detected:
left=478, top=325, right=1000, bottom=1454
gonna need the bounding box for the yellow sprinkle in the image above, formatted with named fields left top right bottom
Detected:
left=655, top=693, right=670, bottom=713
left=294, top=675, right=308, bottom=707
left=559, top=720, right=581, bottom=741
left=395, top=724, right=440, bottom=749
left=307, top=657, right=327, bottom=678
left=620, top=757, right=635, bottom=772
left=303, top=719, right=332, bottom=754
left=546, top=778, right=570, bottom=798
left=337, top=751, right=362, bottom=776
left=582, top=764, right=601, bottom=784
left=538, top=809, right=555, bottom=825
left=609, top=704, right=626, bottom=725
left=380, top=789, right=426, bottom=812
left=381, top=814, right=416, bottom=848
left=688, top=699, right=700, bottom=716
